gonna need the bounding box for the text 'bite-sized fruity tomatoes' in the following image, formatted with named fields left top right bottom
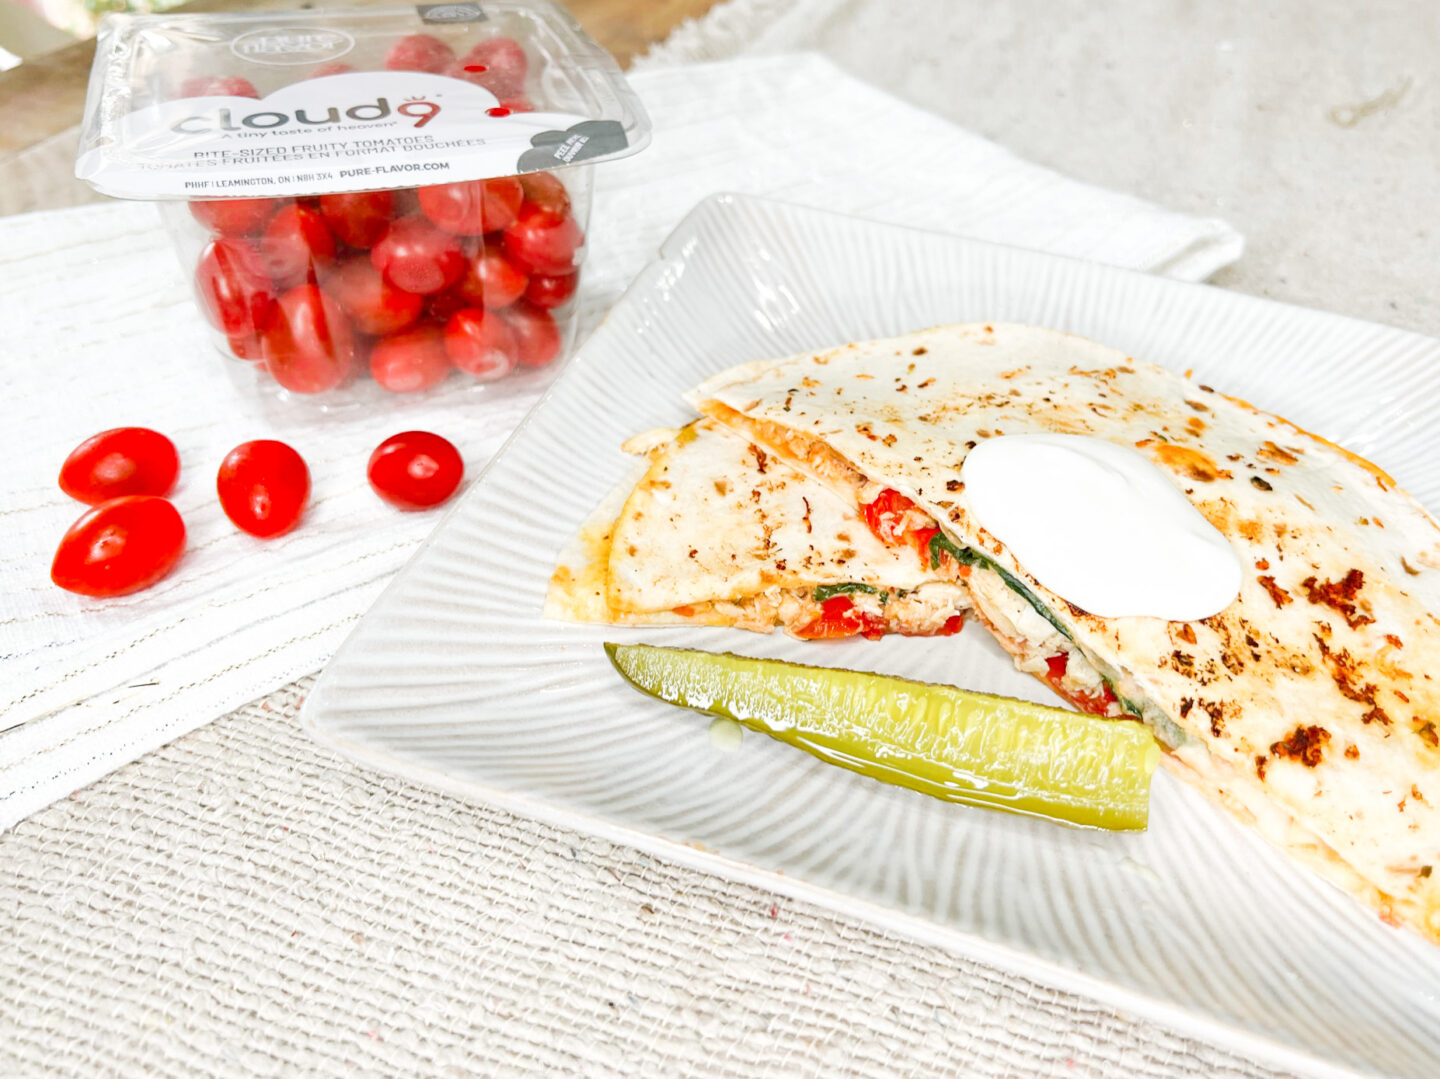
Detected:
left=59, top=427, right=180, bottom=504
left=216, top=440, right=311, bottom=538
left=261, top=284, right=356, bottom=394
left=51, top=495, right=186, bottom=597
left=369, top=324, right=452, bottom=393
left=367, top=431, right=464, bottom=510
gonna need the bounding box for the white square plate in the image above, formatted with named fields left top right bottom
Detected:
left=303, top=194, right=1440, bottom=1078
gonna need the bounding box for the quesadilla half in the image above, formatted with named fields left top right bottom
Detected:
left=546, top=419, right=971, bottom=639
left=689, top=322, right=1440, bottom=943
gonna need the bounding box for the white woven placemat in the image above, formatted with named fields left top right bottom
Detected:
left=10, top=0, right=1429, bottom=1072
left=0, top=681, right=1299, bottom=1078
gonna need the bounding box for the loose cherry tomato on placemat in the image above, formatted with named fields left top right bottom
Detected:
left=59, top=427, right=179, bottom=504
left=368, top=431, right=463, bottom=510
left=217, top=440, right=310, bottom=538
left=51, top=496, right=186, bottom=597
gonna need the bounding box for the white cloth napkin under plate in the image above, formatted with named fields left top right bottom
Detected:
left=0, top=53, right=1242, bottom=831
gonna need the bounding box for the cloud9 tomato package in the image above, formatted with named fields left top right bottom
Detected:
left=75, top=4, right=650, bottom=406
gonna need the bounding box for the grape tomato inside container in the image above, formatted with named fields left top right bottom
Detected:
left=75, top=3, right=651, bottom=408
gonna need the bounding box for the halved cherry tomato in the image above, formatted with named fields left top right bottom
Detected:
left=195, top=238, right=276, bottom=339
left=367, top=431, right=464, bottom=510
left=324, top=258, right=423, bottom=335
left=385, top=33, right=455, bottom=73
left=522, top=269, right=577, bottom=309
left=417, top=177, right=523, bottom=235
left=371, top=216, right=465, bottom=295
left=500, top=301, right=562, bottom=367
left=217, top=440, right=310, bottom=538
left=59, top=427, right=179, bottom=504
left=444, top=307, right=518, bottom=380
left=501, top=203, right=582, bottom=275
left=190, top=197, right=282, bottom=237
left=369, top=324, right=452, bottom=393
left=51, top=496, right=185, bottom=597
left=1040, top=651, right=1119, bottom=716
left=456, top=241, right=528, bottom=309
left=261, top=284, right=356, bottom=394
left=794, top=596, right=888, bottom=640
left=260, top=203, right=336, bottom=286
left=319, top=190, right=395, bottom=249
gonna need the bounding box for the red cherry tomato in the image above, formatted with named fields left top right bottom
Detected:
left=370, top=216, right=466, bottom=295
left=522, top=269, right=577, bottom=309
left=195, top=238, right=276, bottom=339
left=261, top=284, right=356, bottom=394
left=461, top=37, right=528, bottom=97
left=518, top=172, right=571, bottom=217
left=502, top=204, right=582, bottom=275
left=369, top=324, right=452, bottom=393
left=260, top=203, right=337, bottom=286
left=216, top=440, right=310, bottom=538
left=444, top=307, right=518, bottom=380
left=59, top=427, right=180, bottom=504
left=424, top=287, right=471, bottom=323
left=501, top=301, right=562, bottom=367
left=189, top=197, right=281, bottom=237
left=178, top=75, right=259, bottom=99
left=385, top=33, right=455, bottom=73
left=319, top=190, right=396, bottom=249
left=456, top=241, right=528, bottom=309
left=51, top=496, right=186, bottom=597
left=367, top=431, right=464, bottom=510
left=417, top=177, right=523, bottom=235
left=323, top=257, right=423, bottom=335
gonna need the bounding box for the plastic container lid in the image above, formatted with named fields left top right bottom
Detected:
left=75, top=3, right=651, bottom=200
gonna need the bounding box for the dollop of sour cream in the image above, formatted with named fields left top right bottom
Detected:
left=959, top=433, right=1242, bottom=621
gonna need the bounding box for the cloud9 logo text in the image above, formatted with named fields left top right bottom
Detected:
left=171, top=97, right=441, bottom=134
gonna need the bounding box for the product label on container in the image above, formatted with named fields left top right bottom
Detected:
left=76, top=71, right=628, bottom=199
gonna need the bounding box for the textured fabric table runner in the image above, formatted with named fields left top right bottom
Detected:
left=0, top=52, right=1240, bottom=832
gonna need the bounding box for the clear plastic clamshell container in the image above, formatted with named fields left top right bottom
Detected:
left=75, top=3, right=650, bottom=406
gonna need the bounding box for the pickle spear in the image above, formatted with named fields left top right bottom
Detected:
left=605, top=643, right=1160, bottom=830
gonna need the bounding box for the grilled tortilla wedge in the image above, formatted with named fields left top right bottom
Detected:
left=689, top=321, right=1440, bottom=943
left=545, top=419, right=971, bottom=639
